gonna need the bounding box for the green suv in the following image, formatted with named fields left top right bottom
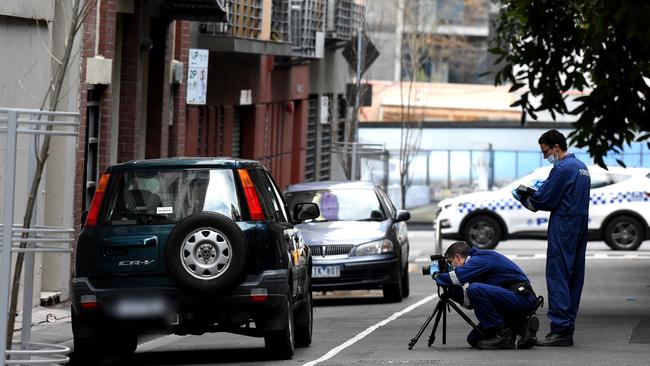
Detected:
left=72, top=158, right=319, bottom=362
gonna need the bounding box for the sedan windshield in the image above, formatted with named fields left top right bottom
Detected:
left=285, top=189, right=385, bottom=222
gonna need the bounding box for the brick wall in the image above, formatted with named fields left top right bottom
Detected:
left=116, top=9, right=141, bottom=163
left=74, top=0, right=118, bottom=231
left=169, top=21, right=190, bottom=157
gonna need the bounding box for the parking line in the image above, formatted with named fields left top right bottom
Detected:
left=302, top=294, right=437, bottom=366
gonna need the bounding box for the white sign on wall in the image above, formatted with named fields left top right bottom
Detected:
left=320, top=96, right=330, bottom=124
left=186, top=48, right=209, bottom=105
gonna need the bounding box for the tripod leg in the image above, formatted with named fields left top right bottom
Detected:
left=447, top=300, right=485, bottom=338
left=427, top=302, right=444, bottom=347
left=442, top=301, right=447, bottom=345
left=408, top=301, right=442, bottom=350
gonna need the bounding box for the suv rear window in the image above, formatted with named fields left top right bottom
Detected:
left=103, top=169, right=242, bottom=225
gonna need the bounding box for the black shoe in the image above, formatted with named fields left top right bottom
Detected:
left=476, top=326, right=516, bottom=350
left=517, top=315, right=539, bottom=349
left=536, top=332, right=573, bottom=347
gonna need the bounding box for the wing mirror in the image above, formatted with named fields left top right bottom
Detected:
left=293, top=203, right=320, bottom=223
left=395, top=209, right=411, bottom=222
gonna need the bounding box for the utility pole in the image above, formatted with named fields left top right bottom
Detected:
left=351, top=23, right=364, bottom=181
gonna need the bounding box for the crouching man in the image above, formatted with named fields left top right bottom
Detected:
left=435, top=241, right=540, bottom=350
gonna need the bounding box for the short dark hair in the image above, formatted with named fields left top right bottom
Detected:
left=444, top=241, right=472, bottom=259
left=538, top=129, right=567, bottom=151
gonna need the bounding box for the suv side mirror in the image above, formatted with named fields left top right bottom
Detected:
left=395, top=210, right=410, bottom=222
left=293, top=203, right=320, bottom=222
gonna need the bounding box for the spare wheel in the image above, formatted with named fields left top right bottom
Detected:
left=166, top=212, right=247, bottom=292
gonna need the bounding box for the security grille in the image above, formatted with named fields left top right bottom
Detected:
left=199, top=0, right=263, bottom=39
left=351, top=2, right=364, bottom=32
left=305, top=96, right=318, bottom=181
left=309, top=244, right=354, bottom=256
left=290, top=0, right=325, bottom=57
left=319, top=94, right=333, bottom=180
left=232, top=108, right=241, bottom=158
left=326, top=0, right=365, bottom=40
left=332, top=0, right=353, bottom=40
left=272, top=0, right=291, bottom=42
left=218, top=106, right=225, bottom=155
left=229, top=0, right=263, bottom=38
left=336, top=93, right=347, bottom=142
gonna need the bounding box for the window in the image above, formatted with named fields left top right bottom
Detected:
left=249, top=169, right=288, bottom=222
left=589, top=172, right=631, bottom=189
left=265, top=172, right=290, bottom=222
left=104, top=169, right=242, bottom=225
left=377, top=188, right=396, bottom=217
left=285, top=189, right=386, bottom=222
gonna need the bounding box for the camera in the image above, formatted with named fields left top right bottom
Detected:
left=421, top=254, right=449, bottom=277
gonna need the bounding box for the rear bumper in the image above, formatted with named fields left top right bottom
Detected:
left=311, top=257, right=400, bottom=291
left=71, top=269, right=290, bottom=336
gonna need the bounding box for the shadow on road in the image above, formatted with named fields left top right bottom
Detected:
left=69, top=347, right=274, bottom=365
left=314, top=296, right=393, bottom=307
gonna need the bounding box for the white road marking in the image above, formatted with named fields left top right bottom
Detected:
left=302, top=294, right=437, bottom=366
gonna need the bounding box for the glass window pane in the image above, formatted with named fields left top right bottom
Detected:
left=104, top=169, right=241, bottom=225
left=285, top=189, right=384, bottom=222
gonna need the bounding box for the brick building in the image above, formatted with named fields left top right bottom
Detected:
left=75, top=0, right=218, bottom=228
left=76, top=0, right=364, bottom=229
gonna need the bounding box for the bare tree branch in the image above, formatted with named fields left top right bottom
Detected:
left=5, top=0, right=97, bottom=352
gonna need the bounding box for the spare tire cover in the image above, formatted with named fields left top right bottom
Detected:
left=166, top=212, right=247, bottom=292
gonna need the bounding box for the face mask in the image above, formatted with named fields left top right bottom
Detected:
left=546, top=148, right=558, bottom=164
left=546, top=154, right=557, bottom=164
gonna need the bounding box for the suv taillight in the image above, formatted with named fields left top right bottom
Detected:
left=85, top=173, right=110, bottom=227
left=237, top=169, right=265, bottom=221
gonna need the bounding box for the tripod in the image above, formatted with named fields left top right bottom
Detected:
left=408, top=286, right=484, bottom=350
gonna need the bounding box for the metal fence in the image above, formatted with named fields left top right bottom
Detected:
left=0, top=108, right=78, bottom=365
left=359, top=147, right=650, bottom=208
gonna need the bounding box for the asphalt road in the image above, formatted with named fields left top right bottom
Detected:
left=93, top=232, right=650, bottom=366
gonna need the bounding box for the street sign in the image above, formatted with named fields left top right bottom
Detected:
left=186, top=48, right=209, bottom=105
left=342, top=32, right=379, bottom=76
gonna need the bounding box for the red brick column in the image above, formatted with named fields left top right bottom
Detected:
left=116, top=7, right=142, bottom=163
left=74, top=0, right=118, bottom=231
left=185, top=106, right=200, bottom=156
left=222, top=105, right=235, bottom=156
left=170, top=21, right=190, bottom=157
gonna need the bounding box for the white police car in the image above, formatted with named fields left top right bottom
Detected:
left=437, top=166, right=650, bottom=250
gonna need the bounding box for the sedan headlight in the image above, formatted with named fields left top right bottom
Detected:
left=354, top=239, right=393, bottom=256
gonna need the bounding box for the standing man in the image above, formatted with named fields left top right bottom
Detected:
left=516, top=129, right=590, bottom=346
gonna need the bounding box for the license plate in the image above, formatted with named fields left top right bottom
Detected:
left=312, top=265, right=340, bottom=278
left=114, top=296, right=168, bottom=319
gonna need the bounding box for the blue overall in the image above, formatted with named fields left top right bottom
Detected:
left=523, top=153, right=590, bottom=335
left=436, top=248, right=537, bottom=343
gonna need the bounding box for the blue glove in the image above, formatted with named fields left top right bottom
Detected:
left=511, top=188, right=523, bottom=201
left=429, top=262, right=440, bottom=279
